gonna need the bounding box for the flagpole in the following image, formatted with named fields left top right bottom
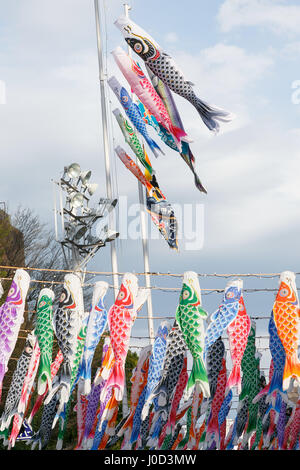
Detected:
left=124, top=3, right=155, bottom=346
left=94, top=0, right=119, bottom=300
left=94, top=0, right=130, bottom=418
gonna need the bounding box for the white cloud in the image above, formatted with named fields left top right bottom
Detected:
left=281, top=41, right=300, bottom=60
left=196, top=43, right=273, bottom=94
left=200, top=122, right=300, bottom=252
left=218, top=0, right=300, bottom=35
left=1, top=0, right=299, bottom=274
left=164, top=32, right=179, bottom=44
left=169, top=43, right=274, bottom=139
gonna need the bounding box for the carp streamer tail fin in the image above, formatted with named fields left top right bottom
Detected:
left=188, top=357, right=210, bottom=398
left=145, top=135, right=165, bottom=158
left=193, top=171, right=207, bottom=194
left=103, top=362, right=125, bottom=402
left=252, top=383, right=270, bottom=405
left=266, top=366, right=284, bottom=398
left=77, top=357, right=92, bottom=396
left=59, top=362, right=72, bottom=402
left=117, top=411, right=133, bottom=438
left=37, top=354, right=52, bottom=396
left=192, top=94, right=234, bottom=133
left=226, top=363, right=242, bottom=395
left=283, top=355, right=300, bottom=391
left=169, top=123, right=187, bottom=149
left=206, top=414, right=220, bottom=449
left=44, top=363, right=71, bottom=423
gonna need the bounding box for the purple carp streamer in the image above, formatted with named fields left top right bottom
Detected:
left=0, top=270, right=299, bottom=450
left=0, top=269, right=30, bottom=401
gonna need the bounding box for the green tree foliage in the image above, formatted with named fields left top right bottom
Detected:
left=0, top=209, right=25, bottom=302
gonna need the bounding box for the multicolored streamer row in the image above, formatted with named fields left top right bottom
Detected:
left=108, top=14, right=234, bottom=251
left=0, top=269, right=299, bottom=450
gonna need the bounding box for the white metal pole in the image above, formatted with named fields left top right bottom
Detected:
left=94, top=0, right=119, bottom=300
left=123, top=3, right=155, bottom=346
left=58, top=181, right=65, bottom=235
left=94, top=0, right=128, bottom=420
left=52, top=180, right=59, bottom=241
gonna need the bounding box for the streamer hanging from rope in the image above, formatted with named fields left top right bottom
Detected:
left=100, top=273, right=149, bottom=405
left=0, top=269, right=30, bottom=401
left=34, top=288, right=55, bottom=396
left=176, top=271, right=210, bottom=397
left=0, top=269, right=299, bottom=451
left=44, top=274, right=84, bottom=419
left=77, top=281, right=109, bottom=396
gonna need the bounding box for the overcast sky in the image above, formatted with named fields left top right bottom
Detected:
left=1, top=0, right=300, bottom=373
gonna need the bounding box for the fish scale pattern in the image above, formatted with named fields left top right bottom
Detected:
left=206, top=336, right=225, bottom=400
left=114, top=110, right=154, bottom=175
left=226, top=296, right=251, bottom=392
left=35, top=291, right=54, bottom=393
left=204, top=285, right=242, bottom=356
left=143, top=324, right=169, bottom=413
left=112, top=47, right=184, bottom=145
left=3, top=266, right=300, bottom=450
left=55, top=310, right=77, bottom=361
left=35, top=295, right=53, bottom=354
left=109, top=305, right=134, bottom=360
left=0, top=335, right=35, bottom=430
left=269, top=313, right=286, bottom=381
left=31, top=393, right=58, bottom=450
left=274, top=303, right=299, bottom=356
left=158, top=325, right=186, bottom=384
left=151, top=58, right=188, bottom=92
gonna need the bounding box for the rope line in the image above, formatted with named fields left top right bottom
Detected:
left=0, top=276, right=290, bottom=295
left=0, top=264, right=298, bottom=279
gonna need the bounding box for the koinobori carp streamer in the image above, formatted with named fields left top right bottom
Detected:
left=0, top=270, right=299, bottom=451
left=114, top=15, right=234, bottom=134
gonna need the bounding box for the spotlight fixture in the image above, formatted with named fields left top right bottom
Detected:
left=66, top=163, right=81, bottom=179
left=80, top=170, right=92, bottom=186
left=70, top=193, right=85, bottom=209
left=104, top=229, right=119, bottom=242
left=53, top=162, right=119, bottom=272
left=74, top=226, right=88, bottom=241
left=97, top=198, right=118, bottom=216
left=85, top=183, right=98, bottom=196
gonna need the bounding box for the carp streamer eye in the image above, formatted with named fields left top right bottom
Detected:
left=182, top=290, right=190, bottom=300
left=279, top=288, right=289, bottom=297
left=226, top=291, right=234, bottom=299
left=118, top=291, right=126, bottom=301
left=134, top=42, right=143, bottom=54
left=60, top=292, right=66, bottom=302
left=121, top=95, right=128, bottom=104
left=239, top=302, right=245, bottom=311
